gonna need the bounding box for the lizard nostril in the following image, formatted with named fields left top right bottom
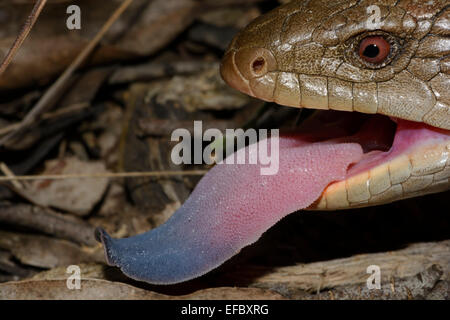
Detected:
left=252, top=57, right=266, bottom=74
left=234, top=47, right=277, bottom=80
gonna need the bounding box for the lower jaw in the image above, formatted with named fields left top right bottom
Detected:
left=304, top=111, right=450, bottom=210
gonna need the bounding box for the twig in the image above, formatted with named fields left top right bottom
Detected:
left=41, top=102, right=90, bottom=120
left=0, top=163, right=24, bottom=190
left=0, top=122, right=21, bottom=137
left=0, top=103, right=90, bottom=136
left=0, top=204, right=97, bottom=246
left=0, top=0, right=48, bottom=77
left=0, top=0, right=134, bottom=146
left=0, top=170, right=208, bottom=182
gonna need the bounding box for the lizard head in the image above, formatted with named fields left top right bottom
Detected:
left=222, top=0, right=449, bottom=129
left=221, top=0, right=450, bottom=209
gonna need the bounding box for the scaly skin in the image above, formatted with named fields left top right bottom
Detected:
left=221, top=0, right=450, bottom=209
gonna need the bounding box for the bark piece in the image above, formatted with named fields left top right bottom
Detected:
left=225, top=241, right=450, bottom=294
left=294, top=265, right=449, bottom=300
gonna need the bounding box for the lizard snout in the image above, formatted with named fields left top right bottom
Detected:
left=221, top=47, right=277, bottom=98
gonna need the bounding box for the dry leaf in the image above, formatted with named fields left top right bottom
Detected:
left=0, top=262, right=284, bottom=300
left=0, top=278, right=285, bottom=300
left=0, top=0, right=198, bottom=89
left=0, top=231, right=103, bottom=269
left=23, top=157, right=109, bottom=216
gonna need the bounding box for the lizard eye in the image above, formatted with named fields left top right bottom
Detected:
left=359, top=36, right=391, bottom=64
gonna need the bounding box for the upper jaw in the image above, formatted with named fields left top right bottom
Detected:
left=221, top=46, right=450, bottom=131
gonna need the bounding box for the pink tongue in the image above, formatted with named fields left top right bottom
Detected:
left=98, top=135, right=363, bottom=284
left=196, top=136, right=363, bottom=245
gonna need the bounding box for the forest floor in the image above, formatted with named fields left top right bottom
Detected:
left=0, top=0, right=448, bottom=299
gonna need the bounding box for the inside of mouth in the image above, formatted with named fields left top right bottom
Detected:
left=291, top=110, right=396, bottom=151
left=290, top=111, right=395, bottom=177
left=288, top=110, right=447, bottom=181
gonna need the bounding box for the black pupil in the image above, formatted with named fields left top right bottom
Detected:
left=363, top=44, right=380, bottom=58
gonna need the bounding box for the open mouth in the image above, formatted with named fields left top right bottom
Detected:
left=280, top=110, right=450, bottom=209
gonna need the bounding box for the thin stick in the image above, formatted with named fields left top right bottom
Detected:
left=0, top=0, right=134, bottom=145
left=0, top=122, right=21, bottom=136
left=0, top=0, right=48, bottom=77
left=0, top=170, right=208, bottom=182
left=0, top=102, right=90, bottom=136
left=0, top=163, right=24, bottom=189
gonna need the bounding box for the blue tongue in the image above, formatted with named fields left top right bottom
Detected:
left=96, top=137, right=362, bottom=284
